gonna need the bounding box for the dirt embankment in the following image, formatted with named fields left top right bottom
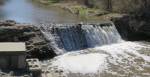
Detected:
left=31, top=0, right=113, bottom=19
left=32, top=0, right=150, bottom=20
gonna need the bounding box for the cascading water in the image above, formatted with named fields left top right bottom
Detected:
left=39, top=22, right=150, bottom=77
left=40, top=23, right=122, bottom=53
left=81, top=24, right=122, bottom=48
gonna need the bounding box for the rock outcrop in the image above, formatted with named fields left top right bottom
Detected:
left=112, top=9, right=150, bottom=41
left=0, top=20, right=56, bottom=59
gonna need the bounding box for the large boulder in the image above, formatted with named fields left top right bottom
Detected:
left=0, top=20, right=56, bottom=59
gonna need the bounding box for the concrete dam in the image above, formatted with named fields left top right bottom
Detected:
left=0, top=0, right=150, bottom=76
left=40, top=22, right=122, bottom=54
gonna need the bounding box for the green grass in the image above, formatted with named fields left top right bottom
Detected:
left=78, top=7, right=87, bottom=17
left=48, top=0, right=60, bottom=3
left=72, top=6, right=88, bottom=17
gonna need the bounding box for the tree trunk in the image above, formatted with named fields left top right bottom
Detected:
left=107, top=0, right=112, bottom=11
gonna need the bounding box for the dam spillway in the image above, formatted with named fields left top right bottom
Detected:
left=38, top=22, right=150, bottom=77
left=39, top=22, right=122, bottom=54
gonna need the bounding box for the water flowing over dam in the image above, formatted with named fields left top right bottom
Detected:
left=0, top=0, right=150, bottom=77
left=39, top=22, right=150, bottom=77
left=40, top=22, right=122, bottom=54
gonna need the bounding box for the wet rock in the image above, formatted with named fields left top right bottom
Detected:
left=0, top=20, right=16, bottom=26
left=112, top=12, right=150, bottom=41
left=0, top=20, right=56, bottom=59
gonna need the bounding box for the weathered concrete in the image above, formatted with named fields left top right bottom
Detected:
left=0, top=42, right=26, bottom=52
left=26, top=58, right=42, bottom=77
left=0, top=42, right=26, bottom=69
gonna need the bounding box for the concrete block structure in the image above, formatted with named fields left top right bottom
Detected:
left=0, top=42, right=26, bottom=69
left=26, top=58, right=42, bottom=77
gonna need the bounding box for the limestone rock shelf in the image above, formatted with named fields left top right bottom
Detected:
left=0, top=20, right=56, bottom=60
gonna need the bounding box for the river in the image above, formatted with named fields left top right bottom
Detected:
left=1, top=0, right=150, bottom=77
left=0, top=0, right=90, bottom=24
left=40, top=23, right=150, bottom=77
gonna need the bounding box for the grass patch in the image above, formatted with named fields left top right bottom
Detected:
left=69, top=5, right=108, bottom=18
left=48, top=0, right=60, bottom=3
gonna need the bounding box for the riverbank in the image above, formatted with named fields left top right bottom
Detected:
left=31, top=0, right=125, bottom=21
left=31, top=0, right=150, bottom=41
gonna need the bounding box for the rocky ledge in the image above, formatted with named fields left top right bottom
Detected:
left=0, top=20, right=56, bottom=59
left=112, top=12, right=150, bottom=41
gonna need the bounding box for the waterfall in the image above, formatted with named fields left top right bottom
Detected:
left=81, top=23, right=121, bottom=47
left=39, top=22, right=122, bottom=54
left=39, top=22, right=150, bottom=77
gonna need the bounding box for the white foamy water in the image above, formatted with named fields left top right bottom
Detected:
left=38, top=23, right=150, bottom=77
left=42, top=41, right=150, bottom=77
left=49, top=53, right=107, bottom=74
